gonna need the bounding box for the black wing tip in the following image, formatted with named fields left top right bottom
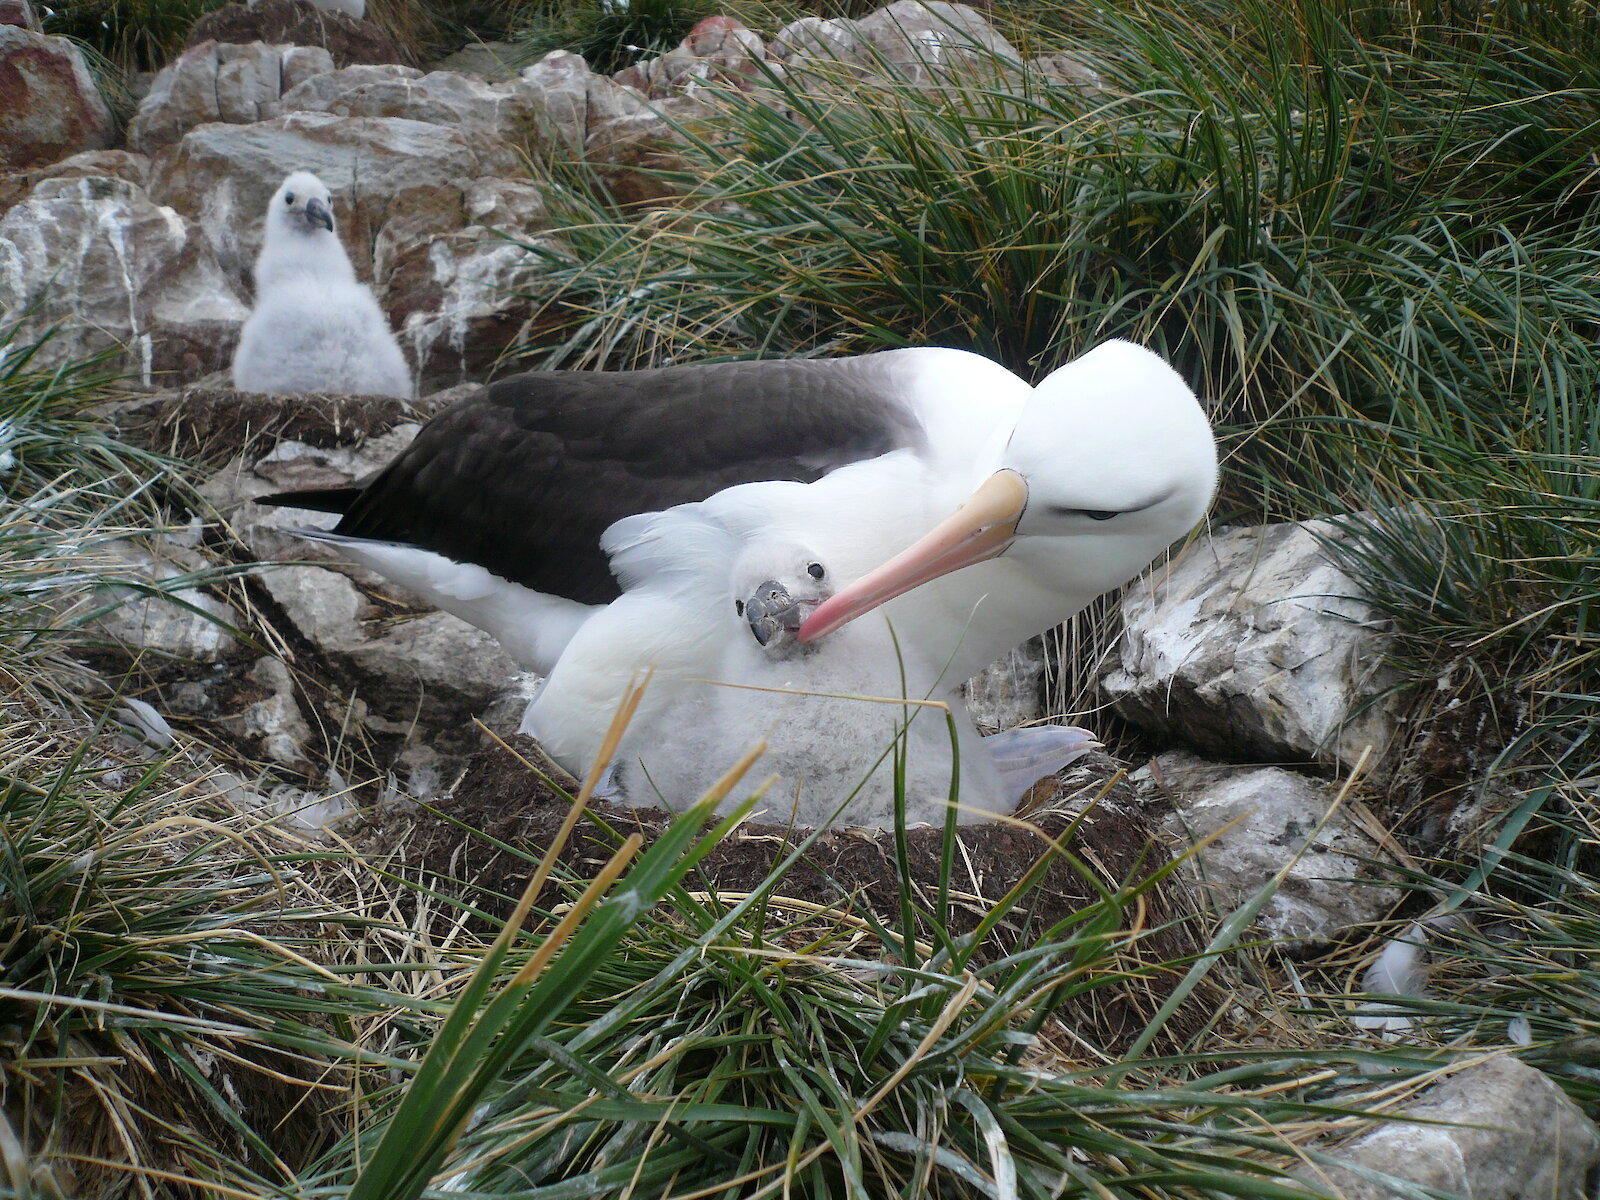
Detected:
left=255, top=486, right=362, bottom=514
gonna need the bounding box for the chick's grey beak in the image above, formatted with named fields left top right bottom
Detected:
left=745, top=581, right=803, bottom=648
left=304, top=196, right=334, bottom=232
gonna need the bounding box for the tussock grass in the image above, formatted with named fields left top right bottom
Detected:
left=292, top=743, right=1437, bottom=1200
left=512, top=0, right=720, bottom=74
left=41, top=0, right=228, bottom=73
left=0, top=324, right=397, bottom=1196
left=0, top=723, right=400, bottom=1198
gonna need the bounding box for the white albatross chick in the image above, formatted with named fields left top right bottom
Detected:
left=525, top=456, right=1100, bottom=827
left=232, top=171, right=413, bottom=400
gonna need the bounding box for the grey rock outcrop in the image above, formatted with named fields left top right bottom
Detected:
left=1136, top=751, right=1402, bottom=948
left=127, top=40, right=335, bottom=153
left=200, top=430, right=521, bottom=715
left=1105, top=521, right=1403, bottom=773
left=0, top=172, right=247, bottom=381
left=383, top=176, right=549, bottom=381
left=0, top=27, right=114, bottom=169
left=517, top=50, right=649, bottom=153
left=87, top=539, right=239, bottom=662
left=274, top=64, right=546, bottom=146
left=1301, top=1057, right=1600, bottom=1199
left=850, top=1, right=1022, bottom=79
left=770, top=1, right=1020, bottom=82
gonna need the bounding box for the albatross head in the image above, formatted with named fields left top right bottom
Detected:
left=798, top=340, right=1218, bottom=643
left=268, top=170, right=337, bottom=237
left=730, top=543, right=834, bottom=660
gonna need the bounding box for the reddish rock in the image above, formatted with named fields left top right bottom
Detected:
left=184, top=0, right=401, bottom=68
left=0, top=0, right=38, bottom=30
left=0, top=28, right=114, bottom=170
left=613, top=15, right=765, bottom=98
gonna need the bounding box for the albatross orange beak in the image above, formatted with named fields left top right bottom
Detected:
left=797, top=468, right=1028, bottom=643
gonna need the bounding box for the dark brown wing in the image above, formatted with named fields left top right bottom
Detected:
left=258, top=356, right=924, bottom=604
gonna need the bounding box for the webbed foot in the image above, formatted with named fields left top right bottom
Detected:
left=983, top=725, right=1102, bottom=804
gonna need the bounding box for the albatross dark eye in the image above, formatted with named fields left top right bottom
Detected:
left=807, top=562, right=826, bottom=580
left=734, top=599, right=745, bottom=615
left=1086, top=510, right=1118, bottom=521
left=284, top=193, right=295, bottom=204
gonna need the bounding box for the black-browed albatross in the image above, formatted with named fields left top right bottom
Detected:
left=262, top=347, right=1032, bottom=674
left=261, top=340, right=1217, bottom=819
left=518, top=339, right=1217, bottom=825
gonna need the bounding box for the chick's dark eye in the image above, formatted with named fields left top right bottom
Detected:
left=1086, top=510, right=1118, bottom=521
left=807, top=562, right=826, bottom=580
left=284, top=193, right=295, bottom=204
left=734, top=599, right=745, bottom=615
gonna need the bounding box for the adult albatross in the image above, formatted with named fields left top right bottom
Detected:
left=521, top=340, right=1217, bottom=823
left=263, top=347, right=1031, bottom=674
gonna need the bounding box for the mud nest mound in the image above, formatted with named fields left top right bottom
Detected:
left=377, top=735, right=1210, bottom=1054
left=108, top=384, right=447, bottom=466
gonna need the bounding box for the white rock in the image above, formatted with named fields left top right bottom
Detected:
left=128, top=41, right=335, bottom=154
left=370, top=175, right=547, bottom=380
left=236, top=654, right=316, bottom=766
left=1136, top=751, right=1403, bottom=948
left=199, top=429, right=418, bottom=567
left=517, top=50, right=647, bottom=153
left=1105, top=520, right=1402, bottom=773
left=262, top=563, right=365, bottom=644
left=771, top=2, right=1020, bottom=83
left=852, top=1, right=1021, bottom=75
left=201, top=437, right=521, bottom=710
left=0, top=174, right=247, bottom=382
left=257, top=560, right=519, bottom=710
left=1300, top=1057, right=1600, bottom=1199
left=963, top=638, right=1047, bottom=733
left=274, top=65, right=542, bottom=146
left=86, top=538, right=239, bottom=662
